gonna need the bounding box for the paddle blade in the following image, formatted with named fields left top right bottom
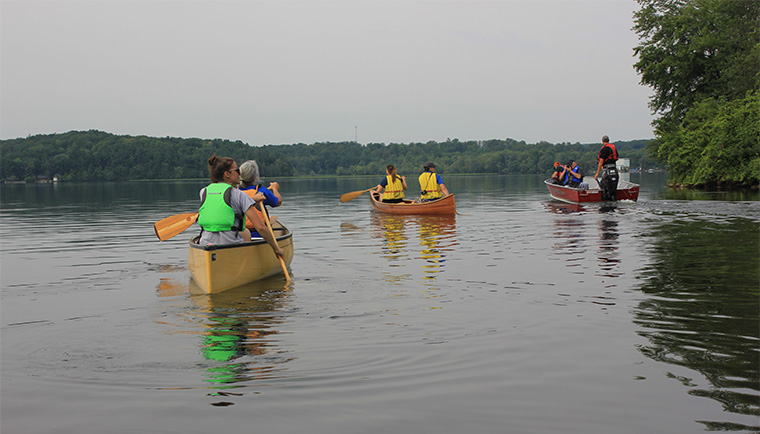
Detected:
left=154, top=212, right=198, bottom=241
left=339, top=188, right=372, bottom=203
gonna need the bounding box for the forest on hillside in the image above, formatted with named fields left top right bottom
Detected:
left=0, top=130, right=654, bottom=182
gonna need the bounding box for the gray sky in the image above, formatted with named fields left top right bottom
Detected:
left=1, top=0, right=654, bottom=146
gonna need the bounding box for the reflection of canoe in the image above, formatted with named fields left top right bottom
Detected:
left=370, top=192, right=456, bottom=215
left=545, top=179, right=639, bottom=204
left=188, top=220, right=294, bottom=294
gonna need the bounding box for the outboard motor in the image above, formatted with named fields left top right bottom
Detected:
left=601, top=167, right=619, bottom=201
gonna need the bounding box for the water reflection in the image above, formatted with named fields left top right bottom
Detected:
left=633, top=218, right=760, bottom=431
left=596, top=215, right=621, bottom=281
left=418, top=215, right=456, bottom=280
left=368, top=213, right=456, bottom=284
left=157, top=276, right=295, bottom=406
left=547, top=203, right=587, bottom=265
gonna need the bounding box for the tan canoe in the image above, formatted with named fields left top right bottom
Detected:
left=369, top=192, right=456, bottom=215
left=188, top=220, right=294, bottom=294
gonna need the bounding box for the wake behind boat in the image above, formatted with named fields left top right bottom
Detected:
left=545, top=179, right=639, bottom=204
left=188, top=219, right=294, bottom=294
left=369, top=192, right=456, bottom=215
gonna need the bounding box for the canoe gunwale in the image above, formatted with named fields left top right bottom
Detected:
left=189, top=226, right=292, bottom=252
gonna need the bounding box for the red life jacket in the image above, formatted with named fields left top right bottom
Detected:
left=600, top=143, right=618, bottom=165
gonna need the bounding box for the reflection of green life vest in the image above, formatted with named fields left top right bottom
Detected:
left=198, top=183, right=244, bottom=232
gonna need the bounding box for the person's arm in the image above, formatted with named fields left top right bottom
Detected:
left=594, top=159, right=603, bottom=179
left=267, top=182, right=282, bottom=207
left=440, top=183, right=450, bottom=196
left=437, top=175, right=450, bottom=196
left=245, top=206, right=284, bottom=257
left=401, top=176, right=407, bottom=190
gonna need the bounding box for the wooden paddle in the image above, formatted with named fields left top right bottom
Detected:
left=259, top=202, right=290, bottom=282
left=340, top=188, right=375, bottom=203
left=154, top=212, right=198, bottom=241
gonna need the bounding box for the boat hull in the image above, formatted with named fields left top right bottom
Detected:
left=188, top=222, right=294, bottom=294
left=370, top=193, right=456, bottom=215
left=545, top=179, right=639, bottom=204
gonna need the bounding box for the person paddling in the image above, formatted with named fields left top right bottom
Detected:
left=238, top=160, right=282, bottom=239
left=418, top=161, right=450, bottom=201
left=197, top=156, right=284, bottom=259
left=373, top=164, right=407, bottom=203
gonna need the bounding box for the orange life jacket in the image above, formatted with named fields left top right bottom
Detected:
left=241, top=187, right=268, bottom=230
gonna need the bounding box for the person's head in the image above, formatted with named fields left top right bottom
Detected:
left=602, top=135, right=609, bottom=143
left=386, top=164, right=399, bottom=181
left=239, top=160, right=260, bottom=187
left=208, top=155, right=239, bottom=184
left=566, top=159, right=575, bottom=168
left=423, top=161, right=435, bottom=171
left=553, top=161, right=561, bottom=169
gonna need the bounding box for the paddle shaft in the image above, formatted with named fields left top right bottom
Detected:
left=259, top=202, right=290, bottom=282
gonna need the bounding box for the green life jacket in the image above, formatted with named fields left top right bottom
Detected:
left=198, top=183, right=245, bottom=232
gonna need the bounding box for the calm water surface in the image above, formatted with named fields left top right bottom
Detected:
left=1, top=174, right=758, bottom=434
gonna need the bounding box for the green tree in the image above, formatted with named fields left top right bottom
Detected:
left=633, top=0, right=760, bottom=187
left=633, top=0, right=760, bottom=125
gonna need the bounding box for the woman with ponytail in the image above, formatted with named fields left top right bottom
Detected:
left=372, top=164, right=407, bottom=203
left=196, top=156, right=284, bottom=259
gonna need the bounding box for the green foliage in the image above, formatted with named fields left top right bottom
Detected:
left=633, top=0, right=760, bottom=188
left=657, top=91, right=760, bottom=187
left=633, top=0, right=760, bottom=123
left=0, top=130, right=653, bottom=182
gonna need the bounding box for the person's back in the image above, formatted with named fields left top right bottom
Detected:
left=418, top=161, right=449, bottom=201
left=594, top=136, right=619, bottom=200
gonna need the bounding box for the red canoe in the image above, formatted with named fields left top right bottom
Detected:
left=545, top=179, right=639, bottom=204
left=369, top=192, right=456, bottom=215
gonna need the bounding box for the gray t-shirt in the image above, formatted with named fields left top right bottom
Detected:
left=198, top=186, right=255, bottom=245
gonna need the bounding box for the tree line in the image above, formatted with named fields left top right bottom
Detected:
left=0, top=130, right=654, bottom=183
left=633, top=0, right=759, bottom=188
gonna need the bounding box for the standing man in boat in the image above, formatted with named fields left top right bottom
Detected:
left=418, top=161, right=450, bottom=201
left=197, top=156, right=284, bottom=259
left=594, top=135, right=619, bottom=201
left=238, top=160, right=282, bottom=238
left=373, top=164, right=407, bottom=203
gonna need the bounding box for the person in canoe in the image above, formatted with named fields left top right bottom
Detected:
left=418, top=161, right=450, bottom=201
left=238, top=160, right=282, bottom=238
left=373, top=164, right=407, bottom=203
left=196, top=156, right=284, bottom=258
left=593, top=135, right=619, bottom=201
left=560, top=159, right=589, bottom=190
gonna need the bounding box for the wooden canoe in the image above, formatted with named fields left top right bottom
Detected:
left=545, top=179, right=639, bottom=204
left=369, top=192, right=456, bottom=215
left=188, top=220, right=294, bottom=294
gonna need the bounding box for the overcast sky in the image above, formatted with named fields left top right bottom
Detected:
left=1, top=0, right=654, bottom=146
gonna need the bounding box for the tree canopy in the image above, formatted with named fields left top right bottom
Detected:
left=633, top=0, right=760, bottom=188
left=0, top=130, right=653, bottom=182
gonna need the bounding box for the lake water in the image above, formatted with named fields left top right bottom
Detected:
left=1, top=174, right=758, bottom=434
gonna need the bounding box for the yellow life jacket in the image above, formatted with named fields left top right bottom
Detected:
left=382, top=175, right=405, bottom=200
left=418, top=172, right=442, bottom=200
